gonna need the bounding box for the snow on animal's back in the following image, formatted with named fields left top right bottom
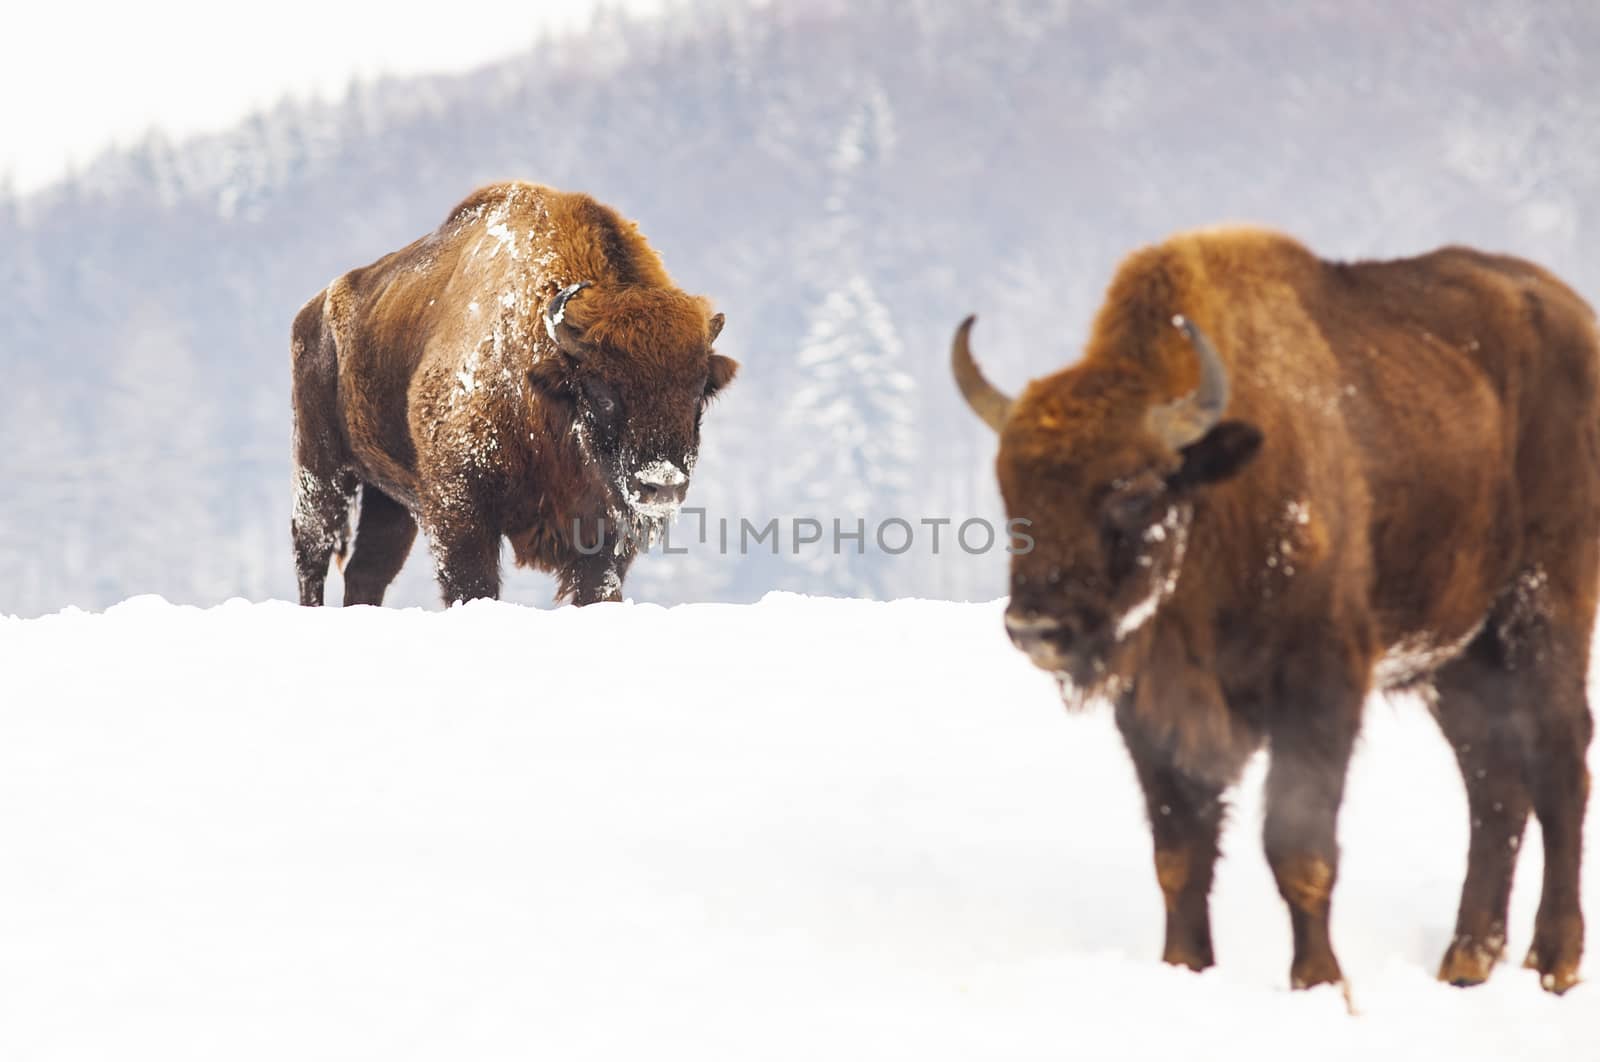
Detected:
left=440, top=180, right=679, bottom=293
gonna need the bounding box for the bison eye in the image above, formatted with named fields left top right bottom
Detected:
left=583, top=379, right=617, bottom=419
left=1104, top=484, right=1163, bottom=531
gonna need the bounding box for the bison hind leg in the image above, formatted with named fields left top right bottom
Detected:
left=291, top=464, right=357, bottom=606
left=342, top=486, right=418, bottom=607
left=1516, top=652, right=1591, bottom=994
left=1431, top=574, right=1594, bottom=994
left=1429, top=630, right=1531, bottom=988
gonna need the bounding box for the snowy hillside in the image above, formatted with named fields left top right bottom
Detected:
left=2, top=595, right=1595, bottom=1059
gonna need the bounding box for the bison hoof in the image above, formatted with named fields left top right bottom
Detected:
left=1524, top=945, right=1582, bottom=995
left=1289, top=956, right=1344, bottom=992
left=1161, top=947, right=1214, bottom=973
left=1524, top=913, right=1584, bottom=994
left=1437, top=934, right=1505, bottom=987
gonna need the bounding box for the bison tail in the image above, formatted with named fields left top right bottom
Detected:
left=330, top=487, right=359, bottom=572
left=331, top=527, right=352, bottom=572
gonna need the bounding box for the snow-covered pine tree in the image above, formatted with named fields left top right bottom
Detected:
left=780, top=83, right=920, bottom=599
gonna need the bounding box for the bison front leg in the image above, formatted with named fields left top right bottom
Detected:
left=1113, top=678, right=1252, bottom=973
left=563, top=533, right=632, bottom=606
left=423, top=511, right=502, bottom=605
left=572, top=564, right=626, bottom=605
left=1262, top=651, right=1364, bottom=991
left=1116, top=707, right=1226, bottom=970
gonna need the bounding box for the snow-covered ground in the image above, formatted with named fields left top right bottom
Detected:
left=2, top=594, right=1596, bottom=1060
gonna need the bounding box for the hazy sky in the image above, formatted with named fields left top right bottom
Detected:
left=2, top=0, right=666, bottom=192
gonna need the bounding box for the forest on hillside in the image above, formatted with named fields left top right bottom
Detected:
left=2, top=0, right=1597, bottom=615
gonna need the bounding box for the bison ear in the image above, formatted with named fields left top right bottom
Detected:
left=706, top=353, right=739, bottom=398
left=527, top=356, right=575, bottom=403
left=708, top=312, right=726, bottom=344
left=1168, top=419, right=1262, bottom=491
left=548, top=319, right=588, bottom=359
left=543, top=281, right=591, bottom=358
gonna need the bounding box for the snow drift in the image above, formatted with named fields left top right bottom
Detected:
left=1, top=594, right=1596, bottom=1059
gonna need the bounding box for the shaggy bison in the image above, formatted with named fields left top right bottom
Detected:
left=953, top=228, right=1596, bottom=993
left=291, top=182, right=736, bottom=606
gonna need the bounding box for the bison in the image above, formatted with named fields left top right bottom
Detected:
left=291, top=182, right=736, bottom=607
left=952, top=228, right=1597, bottom=994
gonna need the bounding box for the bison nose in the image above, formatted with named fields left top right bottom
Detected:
left=631, top=477, right=687, bottom=507
left=1005, top=610, right=1067, bottom=660
left=1004, top=611, right=1063, bottom=640
left=629, top=460, right=688, bottom=509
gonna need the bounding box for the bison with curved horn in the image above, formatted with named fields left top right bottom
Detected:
left=291, top=182, right=737, bottom=607
left=954, top=228, right=1598, bottom=994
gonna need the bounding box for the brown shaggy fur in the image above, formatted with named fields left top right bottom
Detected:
left=960, top=227, right=1597, bottom=994
left=291, top=181, right=737, bottom=607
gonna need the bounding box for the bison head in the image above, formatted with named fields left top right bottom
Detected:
left=953, top=314, right=1261, bottom=697
left=530, top=282, right=738, bottom=542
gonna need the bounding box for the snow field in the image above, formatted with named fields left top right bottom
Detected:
left=1, top=593, right=1596, bottom=1059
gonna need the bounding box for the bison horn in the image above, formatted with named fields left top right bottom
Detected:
left=1146, top=314, right=1230, bottom=448
left=951, top=315, right=1013, bottom=433
left=543, top=281, right=593, bottom=355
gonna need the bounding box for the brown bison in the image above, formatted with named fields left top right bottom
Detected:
left=291, top=182, right=737, bottom=606
left=953, top=228, right=1597, bottom=994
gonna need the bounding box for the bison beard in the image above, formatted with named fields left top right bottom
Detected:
left=955, top=227, right=1598, bottom=996
left=290, top=182, right=736, bottom=608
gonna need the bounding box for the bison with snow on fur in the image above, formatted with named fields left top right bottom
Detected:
left=291, top=182, right=737, bottom=607
left=953, top=229, right=1597, bottom=994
